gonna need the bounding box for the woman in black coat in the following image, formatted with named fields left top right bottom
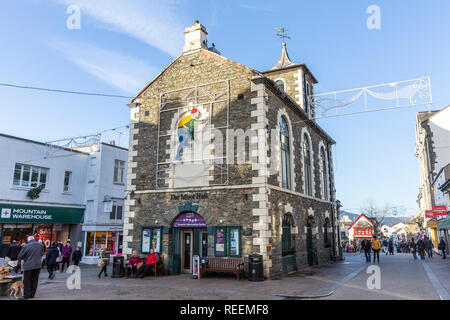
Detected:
left=46, top=242, right=60, bottom=280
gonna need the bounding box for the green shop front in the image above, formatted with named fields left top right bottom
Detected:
left=139, top=204, right=242, bottom=275
left=0, top=203, right=84, bottom=256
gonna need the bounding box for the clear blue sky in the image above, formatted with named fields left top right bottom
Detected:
left=1, top=0, right=449, bottom=216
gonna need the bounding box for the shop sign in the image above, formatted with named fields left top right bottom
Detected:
left=432, top=205, right=448, bottom=218
left=170, top=192, right=208, bottom=201
left=427, top=220, right=437, bottom=228
left=425, top=210, right=435, bottom=219
left=0, top=204, right=84, bottom=224
left=173, top=212, right=207, bottom=228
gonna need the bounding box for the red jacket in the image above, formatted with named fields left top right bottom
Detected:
left=128, top=256, right=141, bottom=266
left=145, top=253, right=157, bottom=265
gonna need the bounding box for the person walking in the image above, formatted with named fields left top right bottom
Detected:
left=56, top=241, right=64, bottom=272
left=438, top=237, right=446, bottom=259
left=17, top=236, right=44, bottom=300
left=72, top=246, right=82, bottom=266
left=417, top=237, right=425, bottom=260
left=409, top=238, right=417, bottom=260
left=61, top=241, right=72, bottom=272
left=98, top=248, right=110, bottom=278
left=382, top=238, right=389, bottom=255
left=361, top=238, right=372, bottom=262
left=46, top=242, right=60, bottom=280
left=371, top=235, right=381, bottom=263
left=388, top=239, right=394, bottom=255
left=424, top=236, right=433, bottom=258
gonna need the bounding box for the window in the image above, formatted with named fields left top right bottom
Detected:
left=63, top=171, right=72, bottom=192
left=280, top=116, right=291, bottom=189
left=303, top=134, right=312, bottom=196
left=114, top=160, right=125, bottom=184
left=275, top=79, right=285, bottom=92
left=324, top=219, right=331, bottom=248
left=304, top=80, right=309, bottom=114
left=214, top=226, right=241, bottom=257
left=141, top=227, right=162, bottom=254
left=110, top=201, right=123, bottom=220
left=320, top=147, right=329, bottom=200
left=13, top=164, right=48, bottom=188
left=88, top=157, right=96, bottom=183
left=282, top=215, right=294, bottom=256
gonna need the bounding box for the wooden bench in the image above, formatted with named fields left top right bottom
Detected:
left=200, top=257, right=244, bottom=280
left=147, top=260, right=164, bottom=277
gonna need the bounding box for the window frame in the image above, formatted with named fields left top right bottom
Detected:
left=320, top=147, right=329, bottom=200
left=274, top=78, right=286, bottom=92
left=214, top=226, right=228, bottom=257
left=303, top=134, right=313, bottom=196
left=63, top=170, right=72, bottom=192
left=227, top=226, right=242, bottom=258
left=279, top=116, right=292, bottom=190
left=113, top=159, right=125, bottom=184
left=141, top=226, right=163, bottom=254
left=13, top=163, right=49, bottom=189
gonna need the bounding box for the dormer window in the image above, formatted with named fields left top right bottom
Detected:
left=275, top=79, right=285, bottom=92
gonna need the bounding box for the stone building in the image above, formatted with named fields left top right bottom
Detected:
left=123, top=21, right=339, bottom=278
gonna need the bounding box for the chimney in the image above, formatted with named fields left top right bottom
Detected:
left=183, top=20, right=208, bottom=53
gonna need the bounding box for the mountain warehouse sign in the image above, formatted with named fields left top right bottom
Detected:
left=0, top=204, right=84, bottom=224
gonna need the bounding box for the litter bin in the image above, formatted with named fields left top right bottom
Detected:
left=111, top=255, right=124, bottom=278
left=248, top=254, right=264, bottom=281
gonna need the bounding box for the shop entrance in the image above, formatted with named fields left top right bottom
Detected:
left=171, top=212, right=208, bottom=275
left=181, top=230, right=193, bottom=273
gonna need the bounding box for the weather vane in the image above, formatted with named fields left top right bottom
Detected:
left=276, top=27, right=290, bottom=42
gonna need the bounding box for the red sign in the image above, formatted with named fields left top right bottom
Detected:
left=425, top=210, right=435, bottom=218
left=432, top=206, right=448, bottom=216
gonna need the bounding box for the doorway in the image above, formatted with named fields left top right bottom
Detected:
left=181, top=230, right=193, bottom=273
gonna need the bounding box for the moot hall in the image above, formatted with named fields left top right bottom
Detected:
left=122, top=21, right=339, bottom=278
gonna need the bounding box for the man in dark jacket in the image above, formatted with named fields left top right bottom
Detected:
left=361, top=239, right=372, bottom=262
left=417, top=237, right=425, bottom=259
left=72, top=246, right=82, bottom=266
left=6, top=240, right=21, bottom=261
left=46, top=242, right=60, bottom=280
left=18, top=236, right=44, bottom=299
left=424, top=236, right=433, bottom=258
left=438, top=237, right=446, bottom=259
left=409, top=238, right=417, bottom=260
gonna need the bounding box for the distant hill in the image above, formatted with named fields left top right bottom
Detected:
left=339, top=211, right=410, bottom=226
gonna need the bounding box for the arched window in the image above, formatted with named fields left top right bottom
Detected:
left=303, top=134, right=312, bottom=196
left=280, top=116, right=291, bottom=189
left=282, top=214, right=293, bottom=256
left=320, top=147, right=329, bottom=200
left=324, top=218, right=331, bottom=248
left=275, top=79, right=285, bottom=92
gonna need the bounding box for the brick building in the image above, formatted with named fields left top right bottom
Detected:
left=123, top=21, right=339, bottom=278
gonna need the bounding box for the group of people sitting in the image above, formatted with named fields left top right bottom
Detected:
left=125, top=249, right=159, bottom=278
left=97, top=248, right=159, bottom=279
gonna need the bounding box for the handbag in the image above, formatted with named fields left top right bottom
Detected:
left=97, top=256, right=105, bottom=267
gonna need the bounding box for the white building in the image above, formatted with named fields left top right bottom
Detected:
left=415, top=105, right=450, bottom=247
left=0, top=133, right=127, bottom=263
left=74, top=143, right=128, bottom=264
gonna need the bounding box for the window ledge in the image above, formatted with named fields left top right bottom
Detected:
left=113, top=182, right=125, bottom=186
left=62, top=192, right=72, bottom=196
left=10, top=186, right=49, bottom=193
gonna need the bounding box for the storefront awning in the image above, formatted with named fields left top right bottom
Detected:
left=438, top=216, right=450, bottom=230
left=0, top=204, right=84, bottom=224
